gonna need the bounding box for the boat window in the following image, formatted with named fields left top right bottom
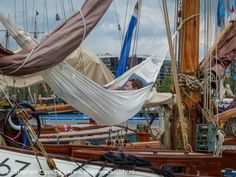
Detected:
left=162, top=166, right=186, bottom=174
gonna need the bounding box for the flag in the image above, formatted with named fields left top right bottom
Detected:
left=217, top=0, right=225, bottom=28
left=115, top=1, right=140, bottom=78
left=230, top=0, right=235, bottom=20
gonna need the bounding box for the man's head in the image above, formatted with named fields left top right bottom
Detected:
left=124, top=79, right=143, bottom=90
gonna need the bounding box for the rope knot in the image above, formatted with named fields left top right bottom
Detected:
left=178, top=73, right=202, bottom=91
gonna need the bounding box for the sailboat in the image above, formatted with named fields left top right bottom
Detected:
left=0, top=0, right=236, bottom=177
left=0, top=1, right=176, bottom=177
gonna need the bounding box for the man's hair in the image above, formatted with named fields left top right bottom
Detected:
left=129, top=79, right=143, bottom=89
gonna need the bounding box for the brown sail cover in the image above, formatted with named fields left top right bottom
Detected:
left=0, top=44, right=13, bottom=57
left=200, top=20, right=236, bottom=79
left=0, top=0, right=112, bottom=76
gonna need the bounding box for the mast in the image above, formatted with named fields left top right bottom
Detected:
left=172, top=0, right=200, bottom=149
left=180, top=0, right=200, bottom=106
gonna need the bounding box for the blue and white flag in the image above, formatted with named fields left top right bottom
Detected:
left=115, top=1, right=140, bottom=78
left=217, top=0, right=225, bottom=28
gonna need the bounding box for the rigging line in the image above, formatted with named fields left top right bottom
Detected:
left=0, top=88, right=13, bottom=107
left=67, top=0, right=72, bottom=16
left=80, top=9, right=87, bottom=45
left=44, top=0, right=49, bottom=33
left=67, top=0, right=74, bottom=16
left=70, top=0, right=75, bottom=14
left=31, top=0, right=35, bottom=33
left=22, top=0, right=25, bottom=30
left=122, top=0, right=130, bottom=41
left=55, top=0, right=62, bottom=23
left=43, top=0, right=45, bottom=34
left=113, top=0, right=123, bottom=48
left=60, top=0, right=67, bottom=21
left=131, top=0, right=142, bottom=68
left=203, top=0, right=208, bottom=110
left=161, top=0, right=189, bottom=150
left=25, top=0, right=28, bottom=32
left=0, top=71, right=14, bottom=107
left=208, top=0, right=212, bottom=112
left=14, top=0, right=17, bottom=25
left=133, top=0, right=142, bottom=55
left=76, top=9, right=87, bottom=75
left=173, top=0, right=178, bottom=48
left=55, top=0, right=58, bottom=14
left=24, top=129, right=45, bottom=174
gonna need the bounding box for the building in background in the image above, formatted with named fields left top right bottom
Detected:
left=99, top=54, right=172, bottom=81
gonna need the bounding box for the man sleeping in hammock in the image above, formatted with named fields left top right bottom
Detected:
left=108, top=79, right=143, bottom=91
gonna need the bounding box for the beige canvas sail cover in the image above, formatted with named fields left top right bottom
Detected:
left=0, top=0, right=112, bottom=76
left=65, top=48, right=114, bottom=85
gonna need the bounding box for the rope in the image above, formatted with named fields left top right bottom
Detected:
left=178, top=73, right=202, bottom=91
left=7, top=47, right=36, bottom=75
left=68, top=0, right=74, bottom=15
left=79, top=9, right=87, bottom=44
left=213, top=129, right=225, bottom=156
left=16, top=109, right=64, bottom=176
left=175, top=14, right=200, bottom=35
left=143, top=108, right=157, bottom=141
left=122, top=0, right=130, bottom=41
left=100, top=151, right=175, bottom=177
left=44, top=0, right=49, bottom=33
left=131, top=0, right=142, bottom=68
left=59, top=0, right=66, bottom=21
left=182, top=89, right=217, bottom=125
left=161, top=0, right=189, bottom=150
left=76, top=9, right=87, bottom=75
left=112, top=1, right=123, bottom=48
left=65, top=159, right=96, bottom=177
left=0, top=70, right=14, bottom=107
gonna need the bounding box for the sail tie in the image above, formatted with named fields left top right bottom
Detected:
left=8, top=47, right=36, bottom=75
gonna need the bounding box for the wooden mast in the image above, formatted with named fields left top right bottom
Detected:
left=180, top=0, right=200, bottom=106
left=172, top=0, right=201, bottom=149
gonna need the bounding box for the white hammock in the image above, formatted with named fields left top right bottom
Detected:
left=42, top=49, right=167, bottom=125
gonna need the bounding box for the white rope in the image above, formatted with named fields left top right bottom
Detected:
left=77, top=9, right=87, bottom=75
left=214, top=129, right=225, bottom=156
left=79, top=9, right=87, bottom=45
left=7, top=47, right=36, bottom=75
left=113, top=0, right=123, bottom=48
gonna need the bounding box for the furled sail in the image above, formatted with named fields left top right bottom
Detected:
left=0, top=0, right=112, bottom=76
left=0, top=13, right=114, bottom=89
left=199, top=17, right=236, bottom=80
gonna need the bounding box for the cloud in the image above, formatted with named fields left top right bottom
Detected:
left=0, top=0, right=175, bottom=56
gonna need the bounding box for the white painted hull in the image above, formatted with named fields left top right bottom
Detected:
left=0, top=147, right=162, bottom=177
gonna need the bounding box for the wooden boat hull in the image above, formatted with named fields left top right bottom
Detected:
left=39, top=125, right=139, bottom=145
left=0, top=145, right=162, bottom=177
left=44, top=144, right=222, bottom=177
